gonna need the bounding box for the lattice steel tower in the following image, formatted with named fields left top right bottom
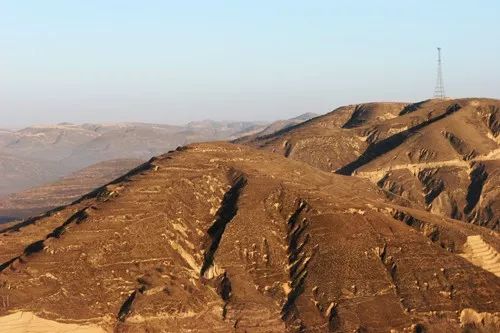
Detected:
left=433, top=47, right=445, bottom=99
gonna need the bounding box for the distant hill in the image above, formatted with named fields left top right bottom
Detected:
left=0, top=115, right=315, bottom=219
left=235, top=113, right=319, bottom=141
left=0, top=121, right=268, bottom=196
left=0, top=158, right=143, bottom=220
left=0, top=152, right=65, bottom=196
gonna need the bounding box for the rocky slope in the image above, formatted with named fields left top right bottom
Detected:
left=0, top=159, right=143, bottom=221
left=240, top=98, right=499, bottom=230
left=0, top=143, right=499, bottom=332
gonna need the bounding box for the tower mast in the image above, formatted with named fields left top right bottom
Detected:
left=433, top=47, right=445, bottom=99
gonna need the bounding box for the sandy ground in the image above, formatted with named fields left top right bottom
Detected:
left=0, top=312, right=107, bottom=333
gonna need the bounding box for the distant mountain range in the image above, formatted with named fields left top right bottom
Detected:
left=0, top=114, right=317, bottom=220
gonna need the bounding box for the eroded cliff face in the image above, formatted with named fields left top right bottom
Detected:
left=1, top=143, right=499, bottom=332
left=244, top=98, right=500, bottom=230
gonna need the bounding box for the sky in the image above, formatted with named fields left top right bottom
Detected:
left=1, top=1, right=499, bottom=127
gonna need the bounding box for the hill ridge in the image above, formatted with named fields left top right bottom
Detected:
left=0, top=142, right=499, bottom=332
left=243, top=98, right=499, bottom=230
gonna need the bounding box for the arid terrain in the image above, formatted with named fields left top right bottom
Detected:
left=0, top=118, right=314, bottom=195
left=240, top=98, right=499, bottom=231
left=0, top=115, right=316, bottom=222
left=0, top=99, right=498, bottom=332
left=0, top=121, right=265, bottom=196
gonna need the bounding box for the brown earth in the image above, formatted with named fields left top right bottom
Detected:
left=239, top=98, right=499, bottom=230
left=0, top=142, right=499, bottom=332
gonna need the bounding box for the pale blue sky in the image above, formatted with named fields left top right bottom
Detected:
left=1, top=1, right=499, bottom=127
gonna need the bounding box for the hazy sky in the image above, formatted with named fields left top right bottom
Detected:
left=1, top=1, right=499, bottom=127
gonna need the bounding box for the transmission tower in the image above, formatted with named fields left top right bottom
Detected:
left=433, top=47, right=446, bottom=99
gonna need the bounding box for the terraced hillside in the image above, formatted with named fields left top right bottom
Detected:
left=0, top=143, right=499, bottom=332
left=241, top=98, right=499, bottom=230
left=460, top=235, right=500, bottom=277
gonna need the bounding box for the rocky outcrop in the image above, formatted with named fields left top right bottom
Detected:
left=442, top=131, right=477, bottom=160
left=460, top=308, right=500, bottom=333
left=200, top=174, right=247, bottom=277
left=464, top=163, right=488, bottom=216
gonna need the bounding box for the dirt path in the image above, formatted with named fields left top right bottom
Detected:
left=354, top=148, right=500, bottom=181
left=0, top=312, right=107, bottom=333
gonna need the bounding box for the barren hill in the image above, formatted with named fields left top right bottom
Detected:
left=241, top=98, right=499, bottom=230
left=0, top=152, right=65, bottom=196
left=0, top=143, right=499, bottom=332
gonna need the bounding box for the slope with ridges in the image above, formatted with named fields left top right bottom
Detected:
left=0, top=142, right=499, bottom=332
left=460, top=235, right=500, bottom=277
left=244, top=98, right=500, bottom=230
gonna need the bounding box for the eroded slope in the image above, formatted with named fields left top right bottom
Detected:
left=0, top=143, right=499, bottom=332
left=244, top=98, right=500, bottom=230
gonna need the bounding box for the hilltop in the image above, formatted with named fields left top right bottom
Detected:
left=240, top=98, right=499, bottom=230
